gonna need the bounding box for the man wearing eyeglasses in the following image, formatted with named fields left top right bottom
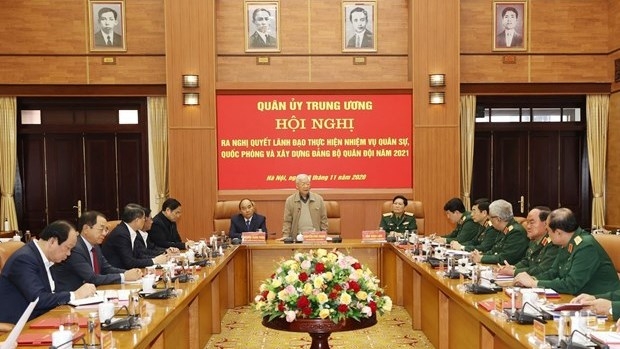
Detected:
left=52, top=211, right=142, bottom=292
left=471, top=199, right=528, bottom=265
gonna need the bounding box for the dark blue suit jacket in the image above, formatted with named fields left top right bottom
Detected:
left=51, top=236, right=125, bottom=292
left=229, top=213, right=267, bottom=240
left=101, top=222, right=155, bottom=269
left=0, top=241, right=71, bottom=323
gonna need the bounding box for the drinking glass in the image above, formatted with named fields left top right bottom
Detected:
left=61, top=312, right=80, bottom=337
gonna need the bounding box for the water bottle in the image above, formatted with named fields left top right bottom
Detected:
left=558, top=311, right=571, bottom=343
left=86, top=312, right=98, bottom=348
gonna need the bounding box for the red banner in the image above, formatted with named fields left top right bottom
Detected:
left=216, top=94, right=413, bottom=189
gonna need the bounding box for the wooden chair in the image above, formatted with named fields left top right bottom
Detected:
left=213, top=200, right=242, bottom=234
left=324, top=201, right=341, bottom=236
left=0, top=240, right=25, bottom=272
left=593, top=233, right=620, bottom=276
left=381, top=200, right=425, bottom=235
left=105, top=220, right=122, bottom=232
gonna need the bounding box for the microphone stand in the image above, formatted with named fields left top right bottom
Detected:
left=49, top=335, right=87, bottom=349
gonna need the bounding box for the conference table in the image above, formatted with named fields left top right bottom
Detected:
left=1, top=240, right=614, bottom=349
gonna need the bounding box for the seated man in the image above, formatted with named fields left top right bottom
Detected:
left=149, top=198, right=192, bottom=250
left=496, top=206, right=559, bottom=277
left=282, top=174, right=328, bottom=238
left=379, top=195, right=417, bottom=234
left=229, top=198, right=267, bottom=240
left=514, top=208, right=620, bottom=295
left=0, top=220, right=96, bottom=323
left=134, top=207, right=178, bottom=258
left=471, top=199, right=528, bottom=265
left=102, top=203, right=168, bottom=269
left=450, top=198, right=499, bottom=252
left=52, top=211, right=143, bottom=292
left=435, top=197, right=479, bottom=244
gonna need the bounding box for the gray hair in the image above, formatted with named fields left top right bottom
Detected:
left=295, top=174, right=310, bottom=184
left=489, top=199, right=514, bottom=221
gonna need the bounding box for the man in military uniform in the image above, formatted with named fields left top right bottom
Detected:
left=496, top=206, right=559, bottom=277
left=471, top=199, right=528, bottom=265
left=435, top=197, right=481, bottom=245
left=379, top=195, right=417, bottom=234
left=514, top=208, right=620, bottom=295
left=450, top=198, right=499, bottom=252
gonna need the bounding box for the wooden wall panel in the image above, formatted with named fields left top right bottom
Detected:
left=607, top=92, right=620, bottom=226
left=0, top=57, right=87, bottom=84
left=309, top=57, right=409, bottom=82
left=88, top=56, right=166, bottom=84
left=529, top=56, right=608, bottom=82
left=217, top=57, right=311, bottom=82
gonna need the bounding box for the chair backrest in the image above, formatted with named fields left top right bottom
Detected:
left=324, top=201, right=340, bottom=236
left=105, top=220, right=122, bottom=232
left=381, top=200, right=425, bottom=235
left=593, top=233, right=620, bottom=275
left=213, top=200, right=242, bottom=234
left=0, top=241, right=25, bottom=272
left=514, top=216, right=527, bottom=230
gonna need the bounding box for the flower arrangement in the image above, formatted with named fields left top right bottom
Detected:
left=255, top=248, right=392, bottom=323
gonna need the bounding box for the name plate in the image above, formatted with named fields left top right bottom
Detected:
left=302, top=231, right=327, bottom=243
left=361, top=230, right=386, bottom=242
left=242, top=232, right=266, bottom=244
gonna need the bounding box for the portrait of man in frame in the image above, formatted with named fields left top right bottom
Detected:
left=244, top=1, right=280, bottom=53
left=88, top=0, right=127, bottom=52
left=342, top=1, right=377, bottom=53
left=493, top=1, right=527, bottom=51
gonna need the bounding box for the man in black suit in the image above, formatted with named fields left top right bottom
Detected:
left=229, top=198, right=268, bottom=240
left=149, top=198, right=192, bottom=250
left=495, top=7, right=524, bottom=48
left=248, top=8, right=277, bottom=48
left=93, top=7, right=123, bottom=48
left=52, top=211, right=142, bottom=292
left=0, top=221, right=96, bottom=323
left=134, top=206, right=178, bottom=258
left=102, top=204, right=168, bottom=269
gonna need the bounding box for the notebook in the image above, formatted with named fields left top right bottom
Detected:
left=0, top=297, right=39, bottom=349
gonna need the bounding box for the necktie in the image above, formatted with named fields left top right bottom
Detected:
left=91, top=247, right=100, bottom=274
left=356, top=35, right=361, bottom=48
left=245, top=220, right=251, bottom=231
left=106, top=36, right=112, bottom=45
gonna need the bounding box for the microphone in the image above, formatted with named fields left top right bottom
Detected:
left=563, top=329, right=599, bottom=349
left=507, top=302, right=547, bottom=324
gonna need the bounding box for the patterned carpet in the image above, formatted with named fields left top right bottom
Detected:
left=206, top=305, right=434, bottom=349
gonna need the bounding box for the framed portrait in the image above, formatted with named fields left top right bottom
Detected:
left=88, top=0, right=127, bottom=52
left=244, top=1, right=280, bottom=53
left=342, top=1, right=377, bottom=53
left=493, top=1, right=527, bottom=51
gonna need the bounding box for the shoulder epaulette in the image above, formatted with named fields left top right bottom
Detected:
left=404, top=212, right=414, bottom=217
left=383, top=212, right=392, bottom=217
left=460, top=215, right=466, bottom=222
left=574, top=236, right=583, bottom=245
left=508, top=225, right=514, bottom=232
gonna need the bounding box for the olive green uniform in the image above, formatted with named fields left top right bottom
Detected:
left=443, top=212, right=479, bottom=244
left=513, top=234, right=560, bottom=277
left=463, top=220, right=500, bottom=252
left=480, top=218, right=528, bottom=265
left=536, top=228, right=620, bottom=295
left=379, top=212, right=417, bottom=233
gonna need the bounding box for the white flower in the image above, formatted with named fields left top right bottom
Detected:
left=266, top=291, right=276, bottom=301
left=303, top=283, right=314, bottom=295
left=319, top=309, right=330, bottom=319
left=285, top=270, right=299, bottom=284
left=316, top=249, right=327, bottom=257
left=356, top=291, right=368, bottom=301
left=361, top=306, right=372, bottom=317
left=254, top=295, right=263, bottom=303
left=382, top=297, right=393, bottom=311
left=326, top=252, right=338, bottom=263
left=271, top=278, right=282, bottom=288
left=323, top=271, right=333, bottom=281
left=340, top=293, right=352, bottom=305
left=313, top=276, right=324, bottom=288
left=285, top=310, right=297, bottom=322
left=301, top=260, right=312, bottom=270
left=316, top=292, right=328, bottom=304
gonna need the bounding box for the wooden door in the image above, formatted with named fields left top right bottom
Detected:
left=472, top=129, right=590, bottom=226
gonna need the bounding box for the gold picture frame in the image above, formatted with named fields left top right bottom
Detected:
left=244, top=1, right=280, bottom=53
left=88, top=0, right=127, bottom=52
left=493, top=1, right=527, bottom=51
left=342, top=1, right=377, bottom=53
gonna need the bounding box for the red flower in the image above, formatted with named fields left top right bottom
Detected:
left=315, top=263, right=325, bottom=273
left=338, top=304, right=348, bottom=313
left=348, top=281, right=361, bottom=293
left=329, top=290, right=339, bottom=300
left=352, top=262, right=362, bottom=270
left=278, top=302, right=286, bottom=311
left=261, top=290, right=269, bottom=299
left=334, top=284, right=343, bottom=291
left=297, top=295, right=310, bottom=309
left=299, top=272, right=309, bottom=282
left=302, top=307, right=312, bottom=316
left=369, top=301, right=377, bottom=313
left=376, top=291, right=383, bottom=297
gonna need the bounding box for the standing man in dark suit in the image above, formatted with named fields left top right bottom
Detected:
left=248, top=8, right=277, bottom=48
left=93, top=7, right=123, bottom=48
left=229, top=198, right=268, bottom=240
left=52, top=211, right=142, bottom=292
left=102, top=204, right=168, bottom=269
left=0, top=220, right=96, bottom=324
left=150, top=198, right=192, bottom=250
left=495, top=7, right=524, bottom=48
left=346, top=7, right=374, bottom=49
